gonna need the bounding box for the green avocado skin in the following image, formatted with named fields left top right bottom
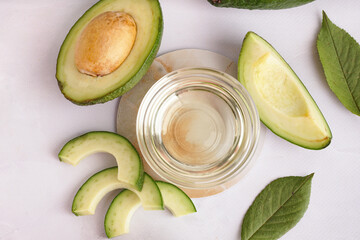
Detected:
left=56, top=0, right=163, bottom=106
left=207, top=0, right=315, bottom=10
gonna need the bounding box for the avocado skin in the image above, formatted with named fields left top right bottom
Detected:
left=56, top=0, right=163, bottom=105
left=260, top=117, right=331, bottom=150
left=207, top=0, right=315, bottom=10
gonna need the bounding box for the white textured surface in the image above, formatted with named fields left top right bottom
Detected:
left=1, top=0, right=360, bottom=239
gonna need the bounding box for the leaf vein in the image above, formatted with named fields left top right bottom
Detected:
left=324, top=14, right=360, bottom=113
left=247, top=175, right=312, bottom=240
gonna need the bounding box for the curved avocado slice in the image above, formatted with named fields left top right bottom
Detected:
left=104, top=181, right=196, bottom=238
left=56, top=0, right=163, bottom=105
left=238, top=32, right=332, bottom=149
left=58, top=131, right=144, bottom=191
left=104, top=190, right=141, bottom=237
left=72, top=168, right=163, bottom=216
left=156, top=181, right=196, bottom=217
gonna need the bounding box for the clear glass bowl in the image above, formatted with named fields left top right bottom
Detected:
left=136, top=68, right=260, bottom=189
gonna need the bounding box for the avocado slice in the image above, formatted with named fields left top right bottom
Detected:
left=56, top=0, right=163, bottom=105
left=72, top=168, right=163, bottom=216
left=58, top=131, right=144, bottom=191
left=238, top=32, right=331, bottom=149
left=104, top=181, right=196, bottom=238
left=156, top=181, right=196, bottom=217
left=104, top=190, right=141, bottom=237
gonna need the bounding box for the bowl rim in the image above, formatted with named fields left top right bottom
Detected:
left=136, top=67, right=261, bottom=189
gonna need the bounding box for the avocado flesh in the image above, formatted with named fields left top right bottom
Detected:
left=72, top=168, right=163, bottom=216
left=58, top=131, right=144, bottom=191
left=156, top=181, right=196, bottom=217
left=56, top=0, right=163, bottom=105
left=105, top=190, right=141, bottom=237
left=238, top=32, right=331, bottom=149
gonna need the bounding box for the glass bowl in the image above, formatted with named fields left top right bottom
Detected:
left=136, top=67, right=260, bottom=189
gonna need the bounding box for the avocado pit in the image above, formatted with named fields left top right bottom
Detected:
left=75, top=11, right=137, bottom=77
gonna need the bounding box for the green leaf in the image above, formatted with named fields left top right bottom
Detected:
left=207, top=0, right=315, bottom=10
left=317, top=11, right=360, bottom=116
left=241, top=174, right=314, bottom=240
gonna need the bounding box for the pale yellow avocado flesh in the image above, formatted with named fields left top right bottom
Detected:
left=105, top=190, right=141, bottom=237
left=104, top=181, right=196, bottom=238
left=156, top=181, right=196, bottom=217
left=58, top=131, right=144, bottom=190
left=72, top=168, right=163, bottom=216
left=238, top=32, right=331, bottom=149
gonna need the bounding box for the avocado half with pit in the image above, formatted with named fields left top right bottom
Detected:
left=56, top=0, right=163, bottom=105
left=238, top=32, right=332, bottom=149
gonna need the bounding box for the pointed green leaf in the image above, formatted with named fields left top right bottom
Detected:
left=241, top=174, right=314, bottom=240
left=317, top=11, right=360, bottom=116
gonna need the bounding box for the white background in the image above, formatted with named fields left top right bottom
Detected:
left=1, top=0, right=360, bottom=239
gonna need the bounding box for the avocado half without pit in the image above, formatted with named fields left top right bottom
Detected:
left=56, top=0, right=163, bottom=105
left=238, top=32, right=332, bottom=149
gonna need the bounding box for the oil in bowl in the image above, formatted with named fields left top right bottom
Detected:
left=137, top=68, right=260, bottom=189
